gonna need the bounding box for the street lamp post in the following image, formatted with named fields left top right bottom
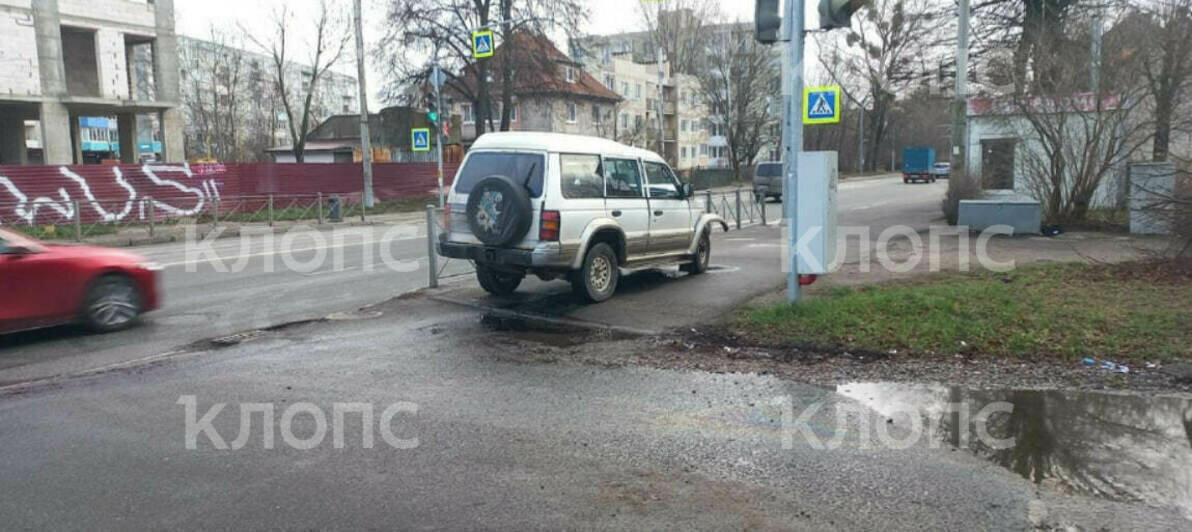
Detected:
left=353, top=0, right=374, bottom=208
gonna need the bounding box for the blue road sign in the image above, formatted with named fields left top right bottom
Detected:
left=412, top=128, right=431, bottom=152
left=803, top=86, right=842, bottom=125
left=472, top=30, right=494, bottom=59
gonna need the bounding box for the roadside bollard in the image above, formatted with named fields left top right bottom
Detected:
left=760, top=194, right=767, bottom=226
left=267, top=194, right=275, bottom=227
left=705, top=190, right=713, bottom=215
left=213, top=199, right=221, bottom=228
left=426, top=205, right=439, bottom=289
left=317, top=193, right=325, bottom=225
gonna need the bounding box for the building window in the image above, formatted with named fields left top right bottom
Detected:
left=681, top=146, right=687, bottom=159
left=564, top=65, right=576, bottom=83
left=462, top=103, right=474, bottom=124
left=634, top=115, right=643, bottom=129
left=700, top=144, right=708, bottom=156
left=621, top=81, right=629, bottom=96
left=592, top=105, right=601, bottom=123
left=566, top=102, right=577, bottom=123
left=621, top=113, right=629, bottom=129
left=681, top=119, right=688, bottom=132
left=603, top=74, right=615, bottom=90
left=510, top=104, right=518, bottom=122
left=635, top=84, right=642, bottom=100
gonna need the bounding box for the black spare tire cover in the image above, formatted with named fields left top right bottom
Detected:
left=466, top=175, right=533, bottom=246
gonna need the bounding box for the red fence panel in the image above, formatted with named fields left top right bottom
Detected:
left=0, top=161, right=459, bottom=226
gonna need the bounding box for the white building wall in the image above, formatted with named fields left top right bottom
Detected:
left=96, top=28, right=129, bottom=100
left=59, top=0, right=156, bottom=29
left=0, top=8, right=40, bottom=97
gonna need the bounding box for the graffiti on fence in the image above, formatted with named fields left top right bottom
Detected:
left=0, top=164, right=226, bottom=225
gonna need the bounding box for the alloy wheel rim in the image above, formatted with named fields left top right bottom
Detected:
left=590, top=256, right=612, bottom=292
left=90, top=284, right=138, bottom=327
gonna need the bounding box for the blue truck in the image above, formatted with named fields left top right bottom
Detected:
left=902, top=147, right=938, bottom=184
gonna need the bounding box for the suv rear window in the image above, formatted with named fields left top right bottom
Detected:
left=454, top=152, right=546, bottom=197
left=755, top=163, right=782, bottom=177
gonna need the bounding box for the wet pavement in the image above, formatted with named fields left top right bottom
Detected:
left=2, top=295, right=1190, bottom=529
left=838, top=382, right=1192, bottom=520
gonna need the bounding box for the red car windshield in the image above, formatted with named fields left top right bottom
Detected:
left=0, top=228, right=47, bottom=253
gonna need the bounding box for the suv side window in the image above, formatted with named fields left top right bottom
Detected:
left=643, top=162, right=682, bottom=199
left=604, top=158, right=644, bottom=198
left=560, top=154, right=604, bottom=199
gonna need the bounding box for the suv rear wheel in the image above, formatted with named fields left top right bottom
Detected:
left=571, top=242, right=619, bottom=303
left=476, top=265, right=524, bottom=296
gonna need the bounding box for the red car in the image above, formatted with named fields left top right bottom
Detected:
left=0, top=228, right=161, bottom=334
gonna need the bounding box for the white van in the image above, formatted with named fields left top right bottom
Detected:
left=437, top=132, right=727, bottom=302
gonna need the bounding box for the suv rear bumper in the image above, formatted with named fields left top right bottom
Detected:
left=437, top=240, right=573, bottom=269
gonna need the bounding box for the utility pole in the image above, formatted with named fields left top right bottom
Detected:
left=656, top=48, right=667, bottom=160
left=949, top=0, right=969, bottom=181
left=353, top=0, right=374, bottom=208
left=1090, top=10, right=1103, bottom=94
left=781, top=0, right=805, bottom=303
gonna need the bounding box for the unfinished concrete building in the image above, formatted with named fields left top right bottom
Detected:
left=0, top=0, right=183, bottom=165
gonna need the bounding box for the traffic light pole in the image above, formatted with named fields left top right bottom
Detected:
left=434, top=46, right=446, bottom=209
left=781, top=0, right=805, bottom=304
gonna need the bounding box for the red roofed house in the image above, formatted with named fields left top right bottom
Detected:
left=448, top=32, right=622, bottom=144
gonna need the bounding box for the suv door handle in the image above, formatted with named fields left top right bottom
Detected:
left=653, top=210, right=664, bottom=216
left=611, top=210, right=622, bottom=217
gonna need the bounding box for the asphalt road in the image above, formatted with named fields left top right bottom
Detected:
left=1, top=291, right=1183, bottom=529
left=0, top=175, right=939, bottom=386
left=1, top=175, right=1187, bottom=528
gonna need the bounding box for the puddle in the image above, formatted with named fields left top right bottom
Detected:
left=480, top=313, right=588, bottom=347
left=837, top=383, right=1192, bottom=517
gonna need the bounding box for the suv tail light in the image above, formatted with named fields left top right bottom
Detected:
left=539, top=210, right=561, bottom=241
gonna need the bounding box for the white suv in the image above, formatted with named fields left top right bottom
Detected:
left=437, top=132, right=727, bottom=303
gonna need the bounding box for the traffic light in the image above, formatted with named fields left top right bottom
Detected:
left=754, top=0, right=781, bottom=44
left=425, top=92, right=439, bottom=124
left=819, top=0, right=867, bottom=30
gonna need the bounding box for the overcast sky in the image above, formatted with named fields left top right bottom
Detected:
left=174, top=0, right=763, bottom=107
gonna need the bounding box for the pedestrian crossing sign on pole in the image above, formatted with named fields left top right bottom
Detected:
left=412, top=128, right=431, bottom=152
left=472, top=30, right=495, bottom=59
left=803, top=86, right=842, bottom=125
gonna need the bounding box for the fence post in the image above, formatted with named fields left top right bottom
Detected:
left=317, top=193, right=325, bottom=225
left=147, top=197, right=155, bottom=237
left=213, top=198, right=220, bottom=228
left=268, top=194, right=275, bottom=227
left=73, top=200, right=81, bottom=241
left=705, top=190, right=713, bottom=215
left=426, top=205, right=439, bottom=289
left=734, top=189, right=742, bottom=230
left=360, top=195, right=367, bottom=223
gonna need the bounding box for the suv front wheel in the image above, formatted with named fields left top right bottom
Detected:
left=476, top=265, right=524, bottom=296
left=571, top=242, right=619, bottom=303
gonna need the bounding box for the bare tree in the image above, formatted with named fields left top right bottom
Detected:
left=249, top=2, right=349, bottom=163
left=378, top=0, right=586, bottom=137
left=694, top=23, right=780, bottom=180
left=1125, top=0, right=1192, bottom=161
left=816, top=0, right=941, bottom=171
left=181, top=28, right=246, bottom=161
left=638, top=0, right=719, bottom=75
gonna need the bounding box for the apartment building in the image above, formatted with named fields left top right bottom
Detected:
left=178, top=36, right=359, bottom=162
left=0, top=0, right=183, bottom=165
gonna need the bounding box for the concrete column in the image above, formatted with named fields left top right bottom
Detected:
left=0, top=116, right=29, bottom=165
left=153, top=1, right=181, bottom=103
left=159, top=109, right=185, bottom=163
left=69, top=112, right=82, bottom=164
left=117, top=113, right=138, bottom=163
left=32, top=0, right=66, bottom=97
left=39, top=102, right=74, bottom=165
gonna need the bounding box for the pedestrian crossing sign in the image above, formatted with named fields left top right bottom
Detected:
left=803, top=86, right=841, bottom=125
left=472, top=30, right=495, bottom=59
left=412, top=128, right=431, bottom=152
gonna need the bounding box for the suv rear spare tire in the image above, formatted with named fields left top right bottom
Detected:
left=571, top=242, right=619, bottom=303
left=466, top=175, right=533, bottom=246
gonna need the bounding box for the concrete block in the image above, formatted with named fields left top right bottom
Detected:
left=958, top=199, right=1042, bottom=235
left=1129, top=162, right=1175, bottom=235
